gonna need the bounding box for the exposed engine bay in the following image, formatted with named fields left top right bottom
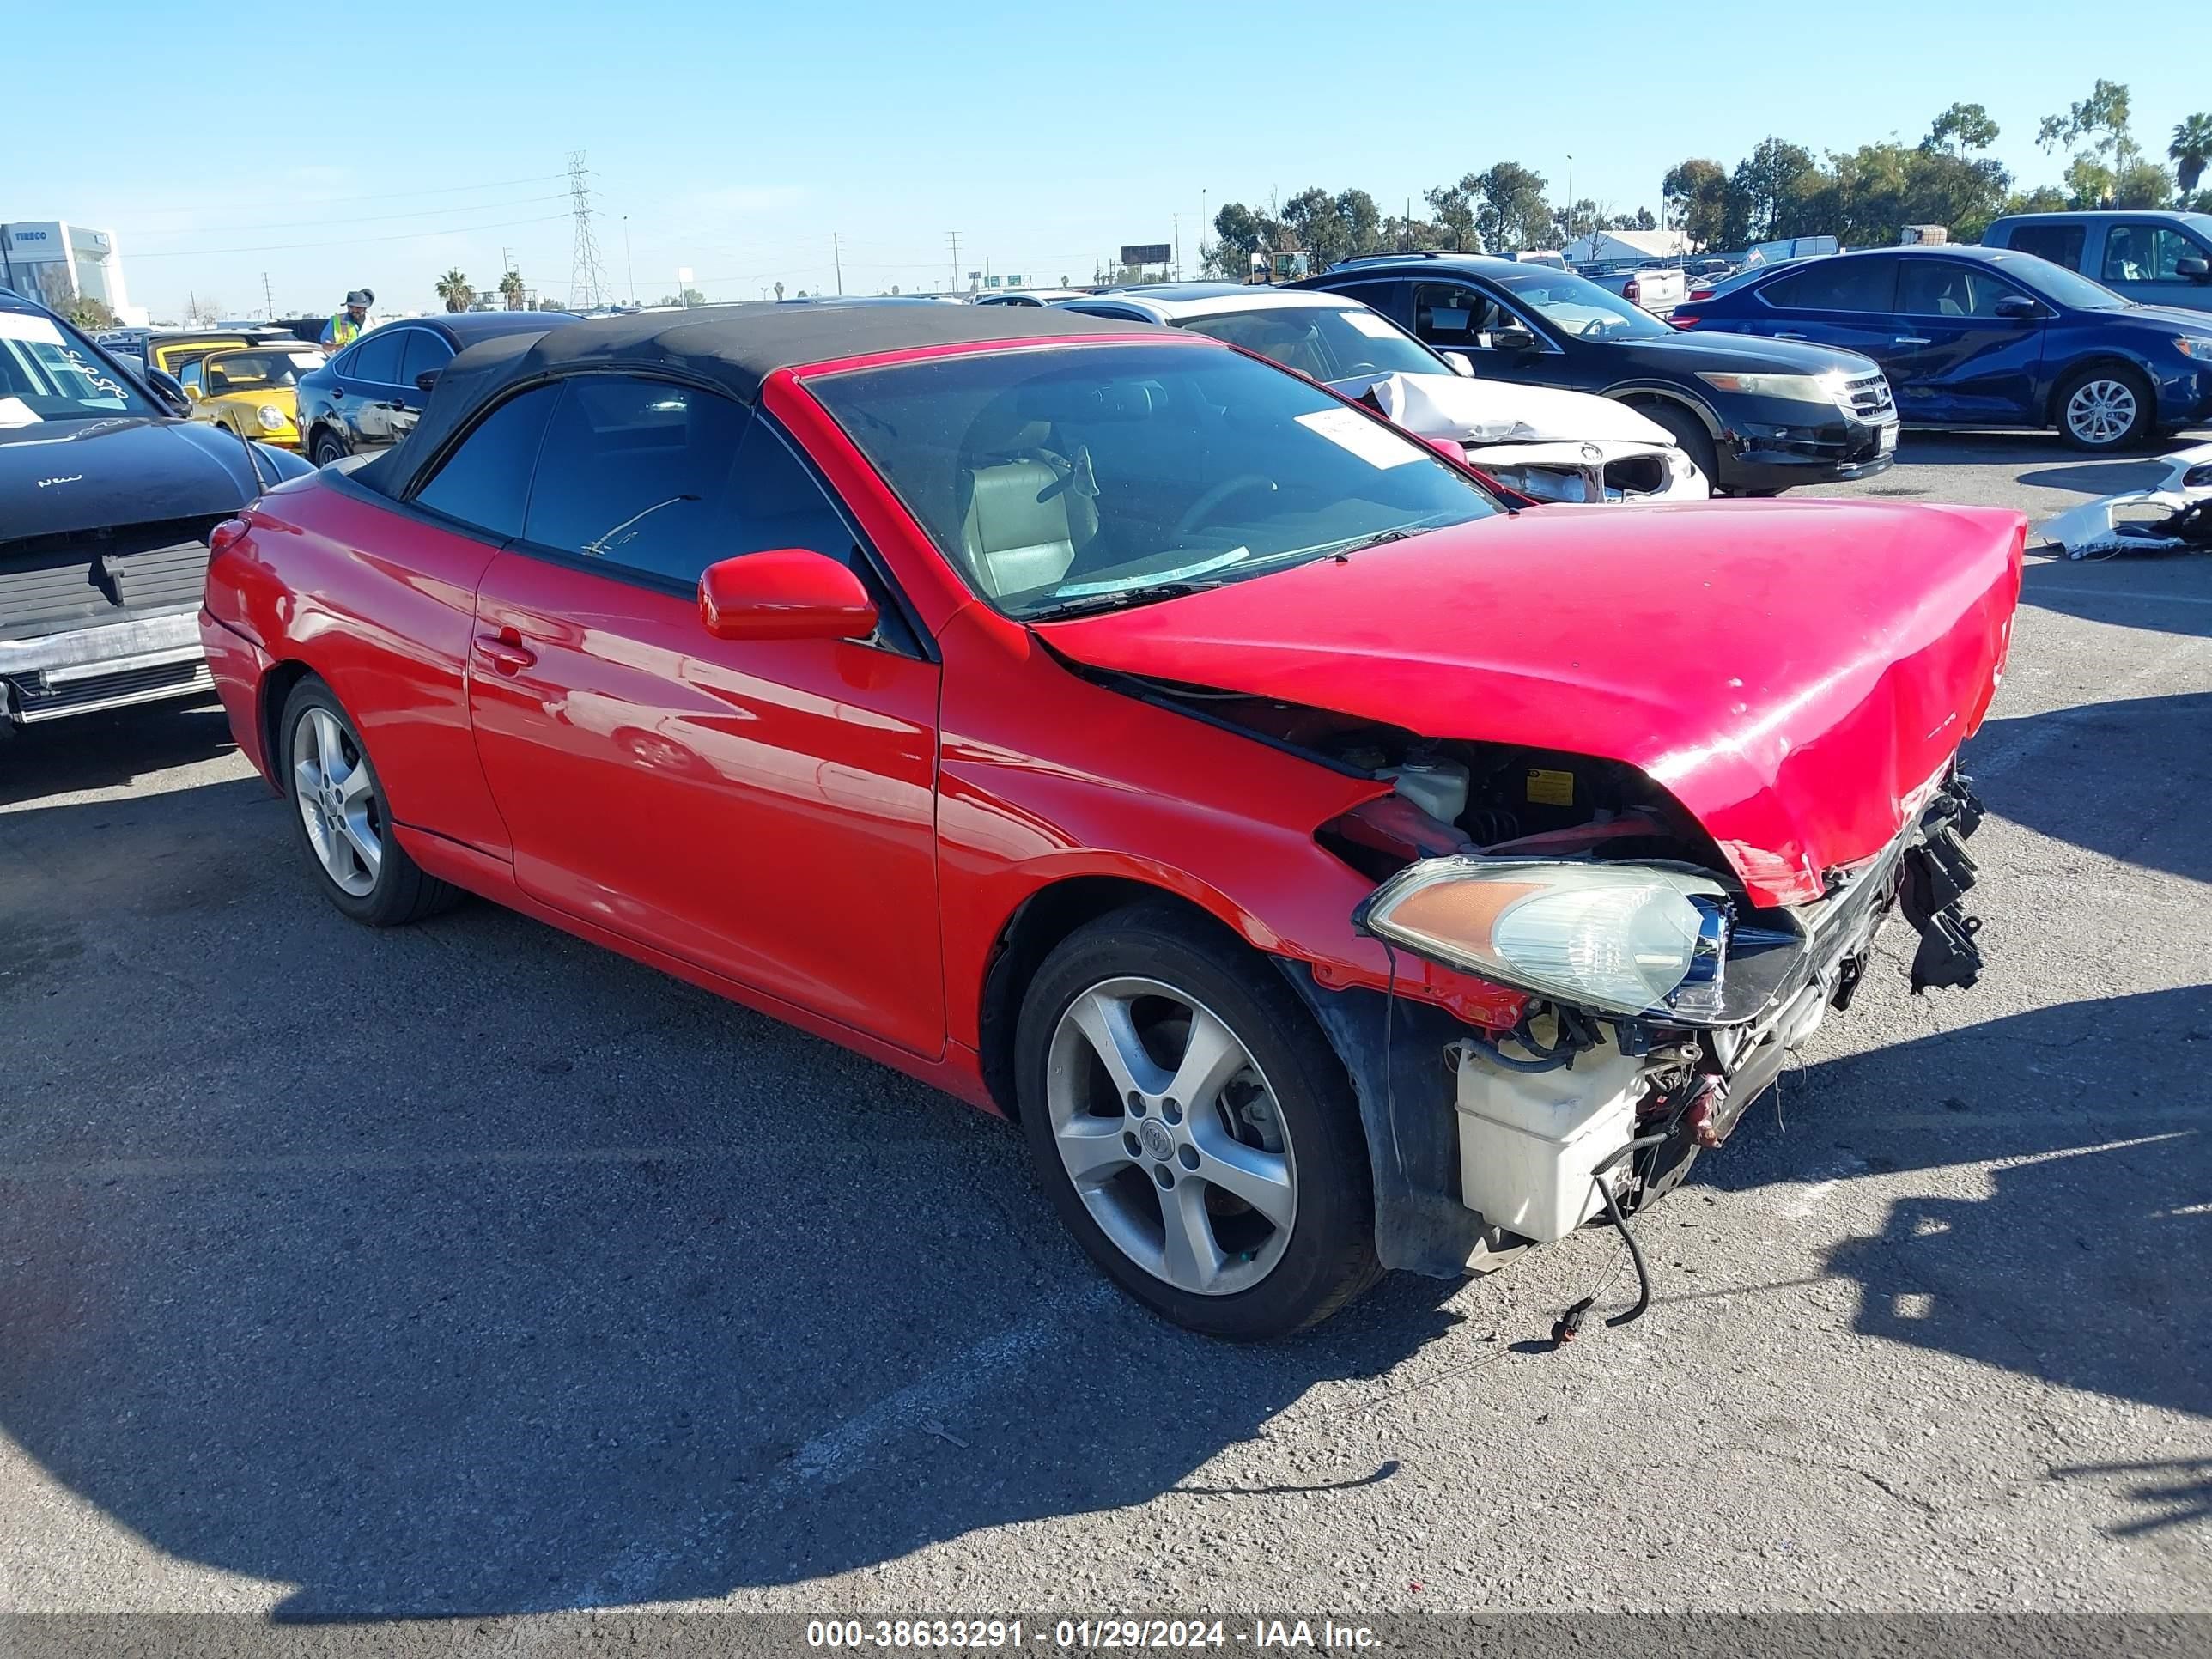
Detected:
left=1137, top=675, right=1990, bottom=1285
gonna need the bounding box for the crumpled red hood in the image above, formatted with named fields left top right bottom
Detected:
left=1037, top=497, right=2025, bottom=907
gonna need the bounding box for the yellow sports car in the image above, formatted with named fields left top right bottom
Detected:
left=181, top=344, right=321, bottom=450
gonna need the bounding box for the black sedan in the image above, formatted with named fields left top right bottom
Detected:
left=295, top=310, right=576, bottom=467
left=1293, top=254, right=1899, bottom=494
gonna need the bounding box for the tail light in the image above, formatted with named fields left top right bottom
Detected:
left=1672, top=313, right=1700, bottom=330
left=210, top=516, right=251, bottom=554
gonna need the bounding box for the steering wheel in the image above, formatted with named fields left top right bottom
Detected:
left=1579, top=318, right=1610, bottom=339
left=1171, top=474, right=1277, bottom=541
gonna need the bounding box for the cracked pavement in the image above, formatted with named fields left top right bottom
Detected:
left=0, top=429, right=2206, bottom=1616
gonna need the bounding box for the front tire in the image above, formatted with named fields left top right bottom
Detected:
left=1015, top=904, right=1379, bottom=1339
left=1634, top=400, right=1723, bottom=493
left=278, top=678, right=459, bottom=927
left=310, top=428, right=349, bottom=467
left=2056, top=364, right=2154, bottom=451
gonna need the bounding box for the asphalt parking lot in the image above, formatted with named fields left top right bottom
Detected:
left=2, top=430, right=2208, bottom=1619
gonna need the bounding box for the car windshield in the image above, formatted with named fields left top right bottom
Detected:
left=809, top=341, right=1500, bottom=621
left=205, top=349, right=321, bottom=392
left=1494, top=270, right=1676, bottom=340
left=0, top=310, right=159, bottom=424
left=1175, top=304, right=1442, bottom=383
left=2001, top=253, right=2130, bottom=311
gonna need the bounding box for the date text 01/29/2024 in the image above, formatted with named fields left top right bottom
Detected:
left=804, top=1620, right=1382, bottom=1650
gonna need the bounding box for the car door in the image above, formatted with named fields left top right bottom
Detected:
left=465, top=374, right=946, bottom=1056
left=337, top=326, right=410, bottom=446
left=1737, top=257, right=1901, bottom=361
left=391, top=329, right=453, bottom=438
left=2098, top=221, right=2212, bottom=313
left=1887, top=259, right=2048, bottom=425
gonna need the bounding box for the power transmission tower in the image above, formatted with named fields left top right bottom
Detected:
left=567, top=150, right=608, bottom=310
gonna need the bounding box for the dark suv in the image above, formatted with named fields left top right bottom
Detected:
left=295, top=311, right=576, bottom=467
left=1292, top=253, right=1898, bottom=493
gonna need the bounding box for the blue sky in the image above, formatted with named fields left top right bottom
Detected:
left=12, top=0, right=2208, bottom=320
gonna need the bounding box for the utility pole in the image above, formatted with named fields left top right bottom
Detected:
left=1173, top=213, right=1180, bottom=280
left=622, top=216, right=635, bottom=306
left=948, top=230, right=960, bottom=295
left=261, top=271, right=274, bottom=319
left=1566, top=154, right=1576, bottom=249
left=833, top=232, right=842, bottom=296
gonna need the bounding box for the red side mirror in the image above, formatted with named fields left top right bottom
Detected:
left=697, top=549, right=878, bottom=643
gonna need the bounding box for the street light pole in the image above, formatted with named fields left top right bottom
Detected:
left=623, top=216, right=635, bottom=306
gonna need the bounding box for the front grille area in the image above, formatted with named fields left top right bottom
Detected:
left=1847, top=373, right=1894, bottom=418
left=0, top=517, right=219, bottom=636
left=5, top=659, right=213, bottom=722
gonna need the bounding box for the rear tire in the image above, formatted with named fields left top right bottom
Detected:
left=278, top=678, right=460, bottom=927
left=2056, top=364, right=2154, bottom=451
left=1634, top=399, right=1723, bottom=493
left=1015, top=902, right=1380, bottom=1339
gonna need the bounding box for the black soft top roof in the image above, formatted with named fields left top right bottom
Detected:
left=358, top=301, right=1161, bottom=499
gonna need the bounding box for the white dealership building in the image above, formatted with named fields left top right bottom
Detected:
left=0, top=221, right=147, bottom=326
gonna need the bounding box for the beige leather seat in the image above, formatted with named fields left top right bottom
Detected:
left=958, top=458, right=1091, bottom=598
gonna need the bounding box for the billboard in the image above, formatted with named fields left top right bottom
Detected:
left=1120, top=244, right=1170, bottom=266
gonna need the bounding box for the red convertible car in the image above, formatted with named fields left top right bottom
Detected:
left=201, top=305, right=2023, bottom=1339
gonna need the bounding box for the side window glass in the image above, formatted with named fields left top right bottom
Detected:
left=520, top=377, right=751, bottom=584
left=2106, top=224, right=2200, bottom=283
left=398, top=330, right=454, bottom=388
left=1412, top=283, right=1496, bottom=347
left=728, top=422, right=861, bottom=567
left=1763, top=258, right=1896, bottom=312
left=1330, top=279, right=1401, bottom=318
left=346, top=328, right=405, bottom=386
left=412, top=383, right=559, bottom=539
left=2009, top=223, right=2085, bottom=270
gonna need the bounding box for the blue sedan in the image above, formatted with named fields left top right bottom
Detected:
left=1671, top=246, right=2212, bottom=450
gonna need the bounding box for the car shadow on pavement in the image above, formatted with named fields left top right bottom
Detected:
left=2017, top=456, right=2191, bottom=499
left=0, top=775, right=1468, bottom=1618
left=1963, top=691, right=2212, bottom=881
left=0, top=696, right=235, bottom=808
left=1692, top=984, right=2211, bottom=1469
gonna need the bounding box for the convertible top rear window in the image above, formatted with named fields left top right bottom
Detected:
left=808, top=343, right=1498, bottom=619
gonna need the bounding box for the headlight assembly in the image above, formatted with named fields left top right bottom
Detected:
left=2176, top=336, right=2212, bottom=361
left=255, top=404, right=287, bottom=431
left=1358, top=858, right=1734, bottom=1020
left=1696, top=368, right=1851, bottom=406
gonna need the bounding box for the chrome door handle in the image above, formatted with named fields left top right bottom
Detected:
left=1893, top=336, right=1931, bottom=345
left=1776, top=331, right=1807, bottom=340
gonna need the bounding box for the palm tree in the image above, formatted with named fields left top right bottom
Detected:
left=2172, top=114, right=2212, bottom=202
left=496, top=270, right=526, bottom=311
left=434, top=269, right=474, bottom=313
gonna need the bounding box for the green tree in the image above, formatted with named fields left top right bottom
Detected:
left=1613, top=206, right=1660, bottom=231
left=496, top=269, right=526, bottom=310
left=1206, top=201, right=1290, bottom=277
left=2039, top=79, right=2139, bottom=168
left=2171, top=113, right=2212, bottom=201
left=1926, top=102, right=1999, bottom=157
left=2002, top=185, right=2072, bottom=216
left=1662, top=159, right=1729, bottom=249
left=1422, top=173, right=1481, bottom=251
left=61, top=295, right=118, bottom=331
left=434, top=269, right=474, bottom=313
left=1279, top=187, right=1347, bottom=265
left=1334, top=189, right=1385, bottom=258
left=1728, top=137, right=1820, bottom=243
left=1474, top=162, right=1551, bottom=252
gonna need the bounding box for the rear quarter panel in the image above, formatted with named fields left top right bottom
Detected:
left=207, top=474, right=513, bottom=856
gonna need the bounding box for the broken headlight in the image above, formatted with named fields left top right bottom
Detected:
left=1357, top=858, right=1732, bottom=1020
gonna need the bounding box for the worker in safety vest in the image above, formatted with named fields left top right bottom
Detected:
left=319, top=289, right=374, bottom=352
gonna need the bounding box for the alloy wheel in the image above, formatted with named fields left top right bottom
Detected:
left=291, top=708, right=382, bottom=897
left=2065, top=379, right=2137, bottom=447
left=1044, top=976, right=1297, bottom=1297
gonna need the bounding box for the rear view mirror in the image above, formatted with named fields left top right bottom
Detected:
left=2177, top=257, right=2210, bottom=282
left=1447, top=354, right=1478, bottom=377
left=415, top=370, right=441, bottom=393
left=1490, top=325, right=1539, bottom=353
left=146, top=368, right=192, bottom=416
left=1991, top=295, right=2045, bottom=320
left=698, top=549, right=878, bottom=642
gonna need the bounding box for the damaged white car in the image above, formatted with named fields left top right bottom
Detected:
left=2039, top=442, right=2212, bottom=557
left=1054, top=284, right=1709, bottom=504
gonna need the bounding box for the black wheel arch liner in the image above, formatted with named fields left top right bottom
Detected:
left=1273, top=958, right=1486, bottom=1278
left=1602, top=380, right=1729, bottom=440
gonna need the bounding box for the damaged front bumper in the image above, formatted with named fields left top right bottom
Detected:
left=1287, top=771, right=1990, bottom=1276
